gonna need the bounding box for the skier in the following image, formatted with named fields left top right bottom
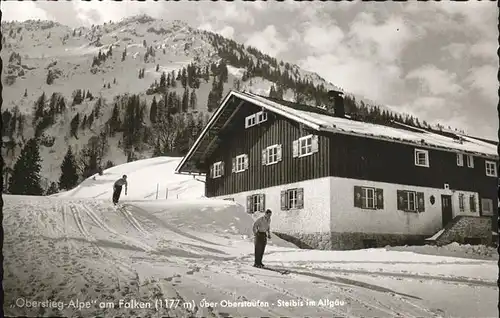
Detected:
left=252, top=209, right=272, bottom=268
left=112, top=175, right=128, bottom=205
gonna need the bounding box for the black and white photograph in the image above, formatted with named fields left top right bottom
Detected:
left=1, top=1, right=498, bottom=317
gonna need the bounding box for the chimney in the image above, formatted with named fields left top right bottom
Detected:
left=328, top=90, right=345, bottom=118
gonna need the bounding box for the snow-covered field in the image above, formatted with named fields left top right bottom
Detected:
left=52, top=156, right=205, bottom=201
left=4, top=158, right=498, bottom=317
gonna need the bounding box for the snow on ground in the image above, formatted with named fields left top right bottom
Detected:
left=54, top=157, right=204, bottom=201
left=5, top=157, right=498, bottom=317
left=4, top=194, right=497, bottom=318
left=387, top=243, right=498, bottom=260
left=227, top=65, right=245, bottom=79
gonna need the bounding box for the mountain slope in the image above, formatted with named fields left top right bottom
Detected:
left=1, top=15, right=448, bottom=192
left=53, top=156, right=205, bottom=200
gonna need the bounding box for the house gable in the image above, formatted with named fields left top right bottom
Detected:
left=175, top=90, right=320, bottom=175
left=204, top=102, right=330, bottom=197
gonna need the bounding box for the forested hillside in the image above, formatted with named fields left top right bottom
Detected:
left=1, top=15, right=462, bottom=195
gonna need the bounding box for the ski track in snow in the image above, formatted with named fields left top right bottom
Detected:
left=117, top=204, right=149, bottom=236
left=3, top=195, right=496, bottom=317
left=216, top=262, right=421, bottom=318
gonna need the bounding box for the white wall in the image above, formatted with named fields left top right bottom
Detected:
left=214, top=176, right=480, bottom=238
left=214, top=177, right=331, bottom=234
left=451, top=191, right=480, bottom=218
left=329, top=177, right=472, bottom=236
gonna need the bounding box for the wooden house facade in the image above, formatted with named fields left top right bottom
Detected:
left=176, top=90, right=498, bottom=249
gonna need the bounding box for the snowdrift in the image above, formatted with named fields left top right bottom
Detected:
left=386, top=242, right=498, bottom=260
left=54, top=157, right=205, bottom=200
left=127, top=199, right=297, bottom=249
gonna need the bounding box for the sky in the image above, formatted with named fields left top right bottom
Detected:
left=2, top=1, right=498, bottom=140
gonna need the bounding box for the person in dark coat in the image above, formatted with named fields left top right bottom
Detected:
left=252, top=209, right=272, bottom=268
left=112, top=175, right=128, bottom=205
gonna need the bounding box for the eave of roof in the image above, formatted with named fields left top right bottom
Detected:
left=176, top=90, right=498, bottom=175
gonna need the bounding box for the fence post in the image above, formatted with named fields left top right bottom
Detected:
left=156, top=184, right=159, bottom=200
left=166, top=188, right=168, bottom=199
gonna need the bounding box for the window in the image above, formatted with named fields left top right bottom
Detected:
left=245, top=114, right=256, bottom=128
left=397, top=190, right=425, bottom=213
left=292, top=135, right=319, bottom=158
left=458, top=193, right=465, bottom=212
left=245, top=111, right=267, bottom=128
left=466, top=155, right=474, bottom=168
left=414, top=149, right=429, bottom=167
left=469, top=195, right=477, bottom=212
left=354, top=186, right=384, bottom=210
left=456, top=153, right=463, bottom=166
left=257, top=111, right=267, bottom=123
left=209, top=161, right=224, bottom=178
left=232, top=154, right=248, bottom=173
left=262, top=144, right=282, bottom=165
left=407, top=191, right=417, bottom=211
left=481, top=198, right=493, bottom=216
left=246, top=194, right=265, bottom=213
left=362, top=187, right=375, bottom=209
left=281, top=188, right=304, bottom=210
left=485, top=161, right=497, bottom=177
left=299, top=135, right=312, bottom=156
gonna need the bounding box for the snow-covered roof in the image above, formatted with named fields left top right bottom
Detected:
left=236, top=91, right=498, bottom=159
left=176, top=90, right=497, bottom=174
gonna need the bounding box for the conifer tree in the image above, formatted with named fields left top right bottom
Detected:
left=108, top=103, right=121, bottom=135
left=59, top=146, right=79, bottom=190
left=46, top=182, right=58, bottom=195
left=268, top=85, right=277, bottom=98
left=160, top=72, right=166, bottom=91
left=182, top=88, right=189, bottom=112
left=219, top=60, right=228, bottom=83
left=72, top=89, right=83, bottom=106
left=150, top=96, right=158, bottom=123
left=8, top=138, right=44, bottom=195
left=33, top=92, right=46, bottom=124
left=70, top=113, right=80, bottom=138
left=189, top=89, right=197, bottom=110
left=181, top=68, right=187, bottom=88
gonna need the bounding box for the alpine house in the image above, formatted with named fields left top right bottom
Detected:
left=175, top=89, right=498, bottom=250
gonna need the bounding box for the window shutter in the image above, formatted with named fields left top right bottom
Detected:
left=246, top=195, right=252, bottom=213
left=353, top=186, right=362, bottom=208
left=397, top=190, right=405, bottom=211
left=417, top=192, right=425, bottom=212
left=292, top=140, right=299, bottom=158
left=232, top=158, right=236, bottom=173
left=220, top=162, right=224, bottom=176
left=276, top=144, right=282, bottom=162
left=261, top=149, right=267, bottom=165
left=375, top=188, right=384, bottom=209
left=243, top=154, right=249, bottom=170
left=297, top=188, right=304, bottom=209
left=311, top=135, right=319, bottom=153
left=280, top=190, right=287, bottom=210
left=260, top=194, right=265, bottom=212
left=209, top=165, right=214, bottom=178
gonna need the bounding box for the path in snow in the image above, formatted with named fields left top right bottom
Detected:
left=3, top=195, right=497, bottom=317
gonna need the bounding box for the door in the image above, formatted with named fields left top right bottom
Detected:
left=441, top=195, right=453, bottom=227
